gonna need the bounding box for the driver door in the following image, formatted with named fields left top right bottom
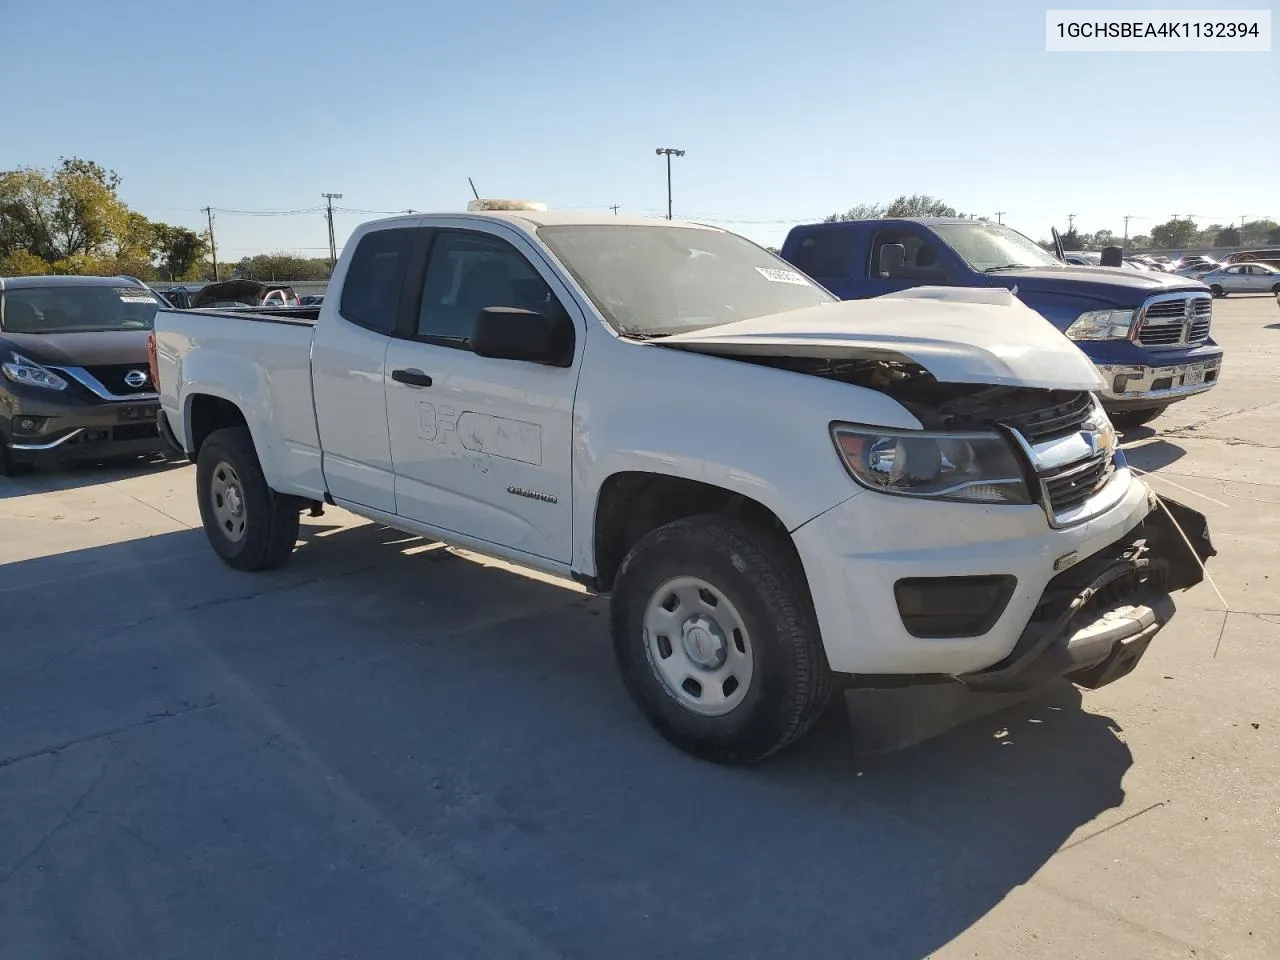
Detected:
left=384, top=225, right=582, bottom=563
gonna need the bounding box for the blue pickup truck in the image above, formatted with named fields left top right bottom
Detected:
left=778, top=218, right=1223, bottom=427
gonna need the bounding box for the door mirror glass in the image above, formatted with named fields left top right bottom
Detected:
left=879, top=243, right=907, bottom=278
left=472, top=306, right=574, bottom=367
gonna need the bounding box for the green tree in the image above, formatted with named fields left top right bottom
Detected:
left=1130, top=234, right=1152, bottom=250
left=885, top=194, right=957, bottom=217
left=1240, top=219, right=1278, bottom=246
left=1059, top=228, right=1083, bottom=250
left=233, top=252, right=331, bottom=281
left=823, top=202, right=887, bottom=223
left=153, top=224, right=208, bottom=280
left=1216, top=225, right=1241, bottom=246
left=1150, top=217, right=1198, bottom=249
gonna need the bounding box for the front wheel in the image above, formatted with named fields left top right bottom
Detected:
left=196, top=426, right=300, bottom=571
left=1209, top=284, right=1225, bottom=298
left=1109, top=406, right=1164, bottom=429
left=610, top=516, right=832, bottom=763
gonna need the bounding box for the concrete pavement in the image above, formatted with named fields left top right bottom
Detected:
left=2, top=295, right=1277, bottom=959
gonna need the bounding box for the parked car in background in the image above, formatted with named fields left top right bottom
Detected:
left=1170, top=259, right=1218, bottom=277
left=1195, top=262, right=1280, bottom=297
left=151, top=205, right=1214, bottom=762
left=192, top=279, right=299, bottom=309
left=1, top=275, right=168, bottom=475
left=778, top=218, right=1223, bottom=428
left=1219, top=249, right=1280, bottom=270
left=299, top=295, right=325, bottom=306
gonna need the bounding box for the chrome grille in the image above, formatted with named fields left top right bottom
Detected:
left=1002, top=391, right=1093, bottom=443
left=1135, top=294, right=1212, bottom=348
left=1042, top=454, right=1116, bottom=515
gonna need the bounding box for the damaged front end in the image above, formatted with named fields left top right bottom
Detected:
left=960, top=492, right=1215, bottom=694
left=841, top=494, right=1216, bottom=756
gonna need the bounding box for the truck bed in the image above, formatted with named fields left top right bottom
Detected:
left=153, top=306, right=324, bottom=497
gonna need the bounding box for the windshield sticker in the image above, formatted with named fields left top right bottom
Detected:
left=116, top=291, right=159, bottom=304
left=755, top=267, right=809, bottom=285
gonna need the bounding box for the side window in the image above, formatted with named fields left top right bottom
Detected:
left=416, top=231, right=561, bottom=346
left=789, top=230, right=856, bottom=279
left=868, top=229, right=945, bottom=279
left=339, top=227, right=417, bottom=334
left=1227, top=266, right=1244, bottom=274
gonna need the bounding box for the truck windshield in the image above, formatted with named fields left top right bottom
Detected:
left=0, top=285, right=161, bottom=333
left=930, top=222, right=1062, bottom=272
left=536, top=224, right=836, bottom=337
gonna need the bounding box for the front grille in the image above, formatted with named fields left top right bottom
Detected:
left=84, top=363, right=152, bottom=395
left=1002, top=391, right=1093, bottom=443
left=1042, top=454, right=1115, bottom=515
left=1136, top=296, right=1212, bottom=348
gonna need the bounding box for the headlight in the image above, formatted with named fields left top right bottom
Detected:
left=1066, top=310, right=1135, bottom=340
left=831, top=425, right=1032, bottom=504
left=2, top=353, right=69, bottom=391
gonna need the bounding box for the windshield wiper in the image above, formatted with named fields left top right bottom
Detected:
left=621, top=331, right=673, bottom=340
left=983, top=264, right=1033, bottom=273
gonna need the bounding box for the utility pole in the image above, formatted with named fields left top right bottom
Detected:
left=322, top=193, right=343, bottom=271
left=994, top=211, right=1005, bottom=224
left=655, top=147, right=685, bottom=219
left=1122, top=215, right=1131, bottom=253
left=610, top=204, right=620, bottom=215
left=202, top=207, right=219, bottom=281
left=1067, top=213, right=1076, bottom=232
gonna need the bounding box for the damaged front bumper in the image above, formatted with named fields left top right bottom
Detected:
left=839, top=495, right=1216, bottom=754
left=958, top=495, right=1215, bottom=693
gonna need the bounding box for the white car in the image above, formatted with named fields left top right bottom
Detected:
left=1195, top=262, right=1280, bottom=297
left=146, top=204, right=1215, bottom=762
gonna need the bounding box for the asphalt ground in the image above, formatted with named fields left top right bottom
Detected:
left=2, top=293, right=1277, bottom=959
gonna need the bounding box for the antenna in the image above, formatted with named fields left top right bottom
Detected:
left=468, top=177, right=480, bottom=200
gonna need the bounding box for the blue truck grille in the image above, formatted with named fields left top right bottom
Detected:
left=1137, top=296, right=1212, bottom=348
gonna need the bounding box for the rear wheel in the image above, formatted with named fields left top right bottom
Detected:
left=1110, top=406, right=1163, bottom=429
left=196, top=426, right=300, bottom=571
left=610, top=515, right=832, bottom=764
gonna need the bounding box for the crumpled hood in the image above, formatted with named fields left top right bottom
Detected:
left=0, top=329, right=153, bottom=366
left=659, top=286, right=1106, bottom=391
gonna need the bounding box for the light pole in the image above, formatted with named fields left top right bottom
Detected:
left=655, top=147, right=685, bottom=219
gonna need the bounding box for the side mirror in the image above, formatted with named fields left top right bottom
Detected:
left=472, top=306, right=575, bottom=367
left=879, top=243, right=906, bottom=278
left=1099, top=246, right=1123, bottom=267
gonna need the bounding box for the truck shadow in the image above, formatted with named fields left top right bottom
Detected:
left=0, top=453, right=187, bottom=500
left=1122, top=436, right=1187, bottom=473
left=0, top=520, right=1132, bottom=960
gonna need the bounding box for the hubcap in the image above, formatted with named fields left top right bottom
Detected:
left=642, top=576, right=753, bottom=716
left=209, top=460, right=247, bottom=543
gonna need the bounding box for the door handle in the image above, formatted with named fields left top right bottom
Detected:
left=391, top=368, right=433, bottom=388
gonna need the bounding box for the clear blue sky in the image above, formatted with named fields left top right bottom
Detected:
left=3, top=0, right=1275, bottom=257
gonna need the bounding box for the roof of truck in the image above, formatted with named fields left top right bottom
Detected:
left=0, top=274, right=148, bottom=289
left=363, top=209, right=719, bottom=232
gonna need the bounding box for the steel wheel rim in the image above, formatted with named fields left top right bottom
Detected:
left=642, top=575, right=753, bottom=716
left=209, top=460, right=247, bottom=543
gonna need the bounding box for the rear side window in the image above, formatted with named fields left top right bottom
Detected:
left=339, top=228, right=417, bottom=334
left=788, top=229, right=857, bottom=279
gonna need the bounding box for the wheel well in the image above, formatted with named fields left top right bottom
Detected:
left=591, top=472, right=798, bottom=592
left=187, top=394, right=247, bottom=456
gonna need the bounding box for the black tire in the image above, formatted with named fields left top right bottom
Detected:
left=196, top=426, right=300, bottom=571
left=1209, top=285, right=1224, bottom=298
left=610, top=515, right=832, bottom=764
left=1109, top=406, right=1163, bottom=429
left=1271, top=283, right=1280, bottom=294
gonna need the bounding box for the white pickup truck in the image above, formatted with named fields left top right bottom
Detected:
left=151, top=204, right=1214, bottom=762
